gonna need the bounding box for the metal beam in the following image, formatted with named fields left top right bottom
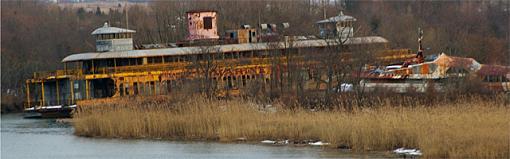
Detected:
left=41, top=82, right=45, bottom=106
left=70, top=80, right=74, bottom=105
left=85, top=80, right=90, bottom=99
left=56, top=80, right=60, bottom=105
left=153, top=81, right=157, bottom=95
left=114, top=58, right=117, bottom=73
left=26, top=82, right=30, bottom=107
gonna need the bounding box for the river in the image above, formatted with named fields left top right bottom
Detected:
left=1, top=114, right=392, bottom=159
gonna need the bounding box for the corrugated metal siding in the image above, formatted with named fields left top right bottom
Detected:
left=62, top=36, right=389, bottom=62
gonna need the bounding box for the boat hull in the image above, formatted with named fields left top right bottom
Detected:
left=23, top=105, right=76, bottom=118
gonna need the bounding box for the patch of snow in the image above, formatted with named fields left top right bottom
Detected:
left=308, top=141, right=330, bottom=146
left=393, top=147, right=422, bottom=156
left=261, top=140, right=276, bottom=144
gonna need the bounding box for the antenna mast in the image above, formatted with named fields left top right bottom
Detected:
left=418, top=27, right=423, bottom=52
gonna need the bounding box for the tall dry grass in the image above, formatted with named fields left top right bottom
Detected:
left=74, top=95, right=510, bottom=158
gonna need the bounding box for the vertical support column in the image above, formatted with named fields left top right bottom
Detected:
left=142, top=81, right=147, bottom=96
left=151, top=76, right=158, bottom=95
left=64, top=63, right=68, bottom=74
left=137, top=79, right=141, bottom=95
left=56, top=80, right=60, bottom=105
left=142, top=57, right=148, bottom=65
left=79, top=61, right=84, bottom=76
left=85, top=80, right=90, bottom=99
left=41, top=81, right=45, bottom=106
left=70, top=80, right=74, bottom=104
left=115, top=79, right=121, bottom=97
left=154, top=81, right=159, bottom=95
left=130, top=81, right=134, bottom=95
left=114, top=58, right=117, bottom=73
left=91, top=60, right=95, bottom=74
left=26, top=81, right=31, bottom=107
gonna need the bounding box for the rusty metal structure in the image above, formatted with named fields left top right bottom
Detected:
left=360, top=53, right=510, bottom=92
left=358, top=28, right=510, bottom=93
left=186, top=10, right=219, bottom=41
left=23, top=11, right=454, bottom=117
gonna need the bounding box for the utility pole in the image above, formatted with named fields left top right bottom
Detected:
left=323, top=0, right=327, bottom=19
left=125, top=0, right=129, bottom=29
left=418, top=27, right=423, bottom=52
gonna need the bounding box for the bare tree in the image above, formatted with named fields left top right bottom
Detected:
left=190, top=43, right=221, bottom=99
left=348, top=39, right=379, bottom=108
left=311, top=25, right=351, bottom=106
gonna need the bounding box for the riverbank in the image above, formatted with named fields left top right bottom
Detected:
left=73, top=95, right=510, bottom=158
left=4, top=113, right=365, bottom=159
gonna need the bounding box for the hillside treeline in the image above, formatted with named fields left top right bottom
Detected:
left=1, top=0, right=508, bottom=106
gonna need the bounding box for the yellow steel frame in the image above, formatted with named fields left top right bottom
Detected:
left=41, top=82, right=45, bottom=106
left=25, top=49, right=413, bottom=106
left=56, top=80, right=60, bottom=105
left=85, top=80, right=89, bottom=99
left=26, top=82, right=30, bottom=107
left=70, top=80, right=74, bottom=105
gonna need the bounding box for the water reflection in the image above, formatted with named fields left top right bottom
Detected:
left=1, top=114, right=391, bottom=159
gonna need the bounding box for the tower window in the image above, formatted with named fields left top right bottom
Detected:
left=203, top=17, right=213, bottom=29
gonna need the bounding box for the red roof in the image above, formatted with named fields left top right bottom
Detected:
left=477, top=65, right=510, bottom=76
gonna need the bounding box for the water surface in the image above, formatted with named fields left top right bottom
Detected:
left=1, top=114, right=391, bottom=159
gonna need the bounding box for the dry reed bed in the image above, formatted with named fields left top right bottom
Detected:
left=74, top=95, right=510, bottom=158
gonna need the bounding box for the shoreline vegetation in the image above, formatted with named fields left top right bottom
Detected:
left=73, top=94, right=510, bottom=158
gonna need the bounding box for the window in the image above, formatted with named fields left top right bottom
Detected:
left=241, top=52, right=251, bottom=58
left=164, top=56, right=174, bottom=63
left=148, top=57, right=163, bottom=64
left=214, top=54, right=223, bottom=60
left=203, top=17, right=213, bottom=29
left=225, top=53, right=232, bottom=59
left=483, top=75, right=510, bottom=82
left=196, top=54, right=204, bottom=61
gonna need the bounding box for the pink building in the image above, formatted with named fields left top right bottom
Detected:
left=186, top=10, right=219, bottom=41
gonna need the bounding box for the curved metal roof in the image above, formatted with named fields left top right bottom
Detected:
left=91, top=22, right=136, bottom=35
left=316, top=11, right=357, bottom=24
left=186, top=10, right=217, bottom=13
left=62, top=36, right=388, bottom=62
